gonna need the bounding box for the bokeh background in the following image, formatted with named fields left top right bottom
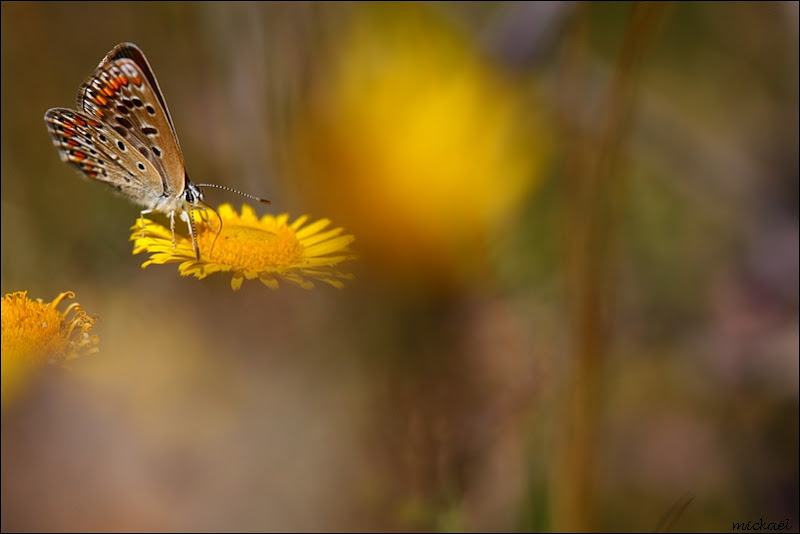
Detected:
left=2, top=2, right=798, bottom=531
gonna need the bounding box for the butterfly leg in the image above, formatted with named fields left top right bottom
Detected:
left=139, top=209, right=154, bottom=238
left=180, top=210, right=200, bottom=260
left=169, top=210, right=177, bottom=249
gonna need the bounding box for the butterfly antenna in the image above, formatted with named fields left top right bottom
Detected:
left=195, top=183, right=271, bottom=204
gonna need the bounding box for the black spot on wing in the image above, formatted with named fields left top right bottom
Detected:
left=116, top=116, right=133, bottom=129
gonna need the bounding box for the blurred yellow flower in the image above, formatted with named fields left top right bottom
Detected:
left=1, top=290, right=99, bottom=409
left=295, top=5, right=551, bottom=284
left=131, top=203, right=356, bottom=291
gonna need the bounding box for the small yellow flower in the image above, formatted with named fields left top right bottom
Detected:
left=131, top=203, right=357, bottom=291
left=1, top=290, right=99, bottom=409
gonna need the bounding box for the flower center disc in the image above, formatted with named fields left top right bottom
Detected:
left=198, top=224, right=305, bottom=272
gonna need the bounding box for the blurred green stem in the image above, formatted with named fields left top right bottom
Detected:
left=553, top=2, right=671, bottom=531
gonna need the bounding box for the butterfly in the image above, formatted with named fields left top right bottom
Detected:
left=44, top=42, right=269, bottom=259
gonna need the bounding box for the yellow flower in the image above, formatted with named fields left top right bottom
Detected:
left=294, top=5, right=551, bottom=283
left=131, top=203, right=356, bottom=291
left=1, top=290, right=99, bottom=409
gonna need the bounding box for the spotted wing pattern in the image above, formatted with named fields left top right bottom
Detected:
left=44, top=107, right=168, bottom=208
left=76, top=42, right=188, bottom=199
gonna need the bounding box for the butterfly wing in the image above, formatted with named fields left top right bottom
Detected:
left=44, top=107, right=168, bottom=209
left=98, top=43, right=180, bottom=138
left=76, top=43, right=188, bottom=200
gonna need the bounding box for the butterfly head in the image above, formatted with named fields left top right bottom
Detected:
left=183, top=178, right=204, bottom=206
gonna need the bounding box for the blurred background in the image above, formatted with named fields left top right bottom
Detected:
left=1, top=2, right=797, bottom=531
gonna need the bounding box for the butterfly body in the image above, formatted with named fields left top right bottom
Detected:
left=45, top=43, right=206, bottom=256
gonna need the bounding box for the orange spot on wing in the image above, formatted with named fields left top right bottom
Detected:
left=132, top=76, right=142, bottom=86
left=118, top=75, right=128, bottom=86
left=95, top=95, right=108, bottom=106
left=73, top=117, right=87, bottom=127
left=61, top=128, right=76, bottom=137
left=88, top=119, right=103, bottom=128
left=67, top=139, right=79, bottom=147
left=108, top=79, right=119, bottom=90
left=71, top=151, right=86, bottom=161
left=102, top=86, right=115, bottom=97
